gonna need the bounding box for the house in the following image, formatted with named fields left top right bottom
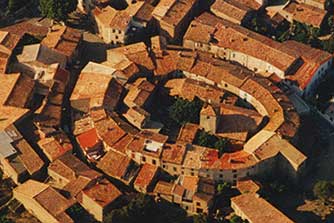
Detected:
left=123, top=106, right=151, bottom=129
left=132, top=2, right=155, bottom=30
left=70, top=62, right=124, bottom=114
left=183, top=13, right=302, bottom=79
left=37, top=137, right=73, bottom=162
left=17, top=44, right=67, bottom=71
left=94, top=117, right=127, bottom=150
left=0, top=31, right=22, bottom=73
left=161, top=143, right=187, bottom=176
left=123, top=78, right=156, bottom=109
left=217, top=104, right=264, bottom=142
left=133, top=163, right=159, bottom=193
left=81, top=179, right=123, bottom=222
left=97, top=150, right=139, bottom=185
left=14, top=180, right=75, bottom=223
left=76, top=128, right=104, bottom=161
left=0, top=135, right=45, bottom=185
left=154, top=176, right=215, bottom=214
left=231, top=193, right=294, bottom=223
left=211, top=0, right=256, bottom=25
left=200, top=104, right=220, bottom=134
left=296, top=0, right=327, bottom=9
left=152, top=0, right=200, bottom=42
left=107, top=42, right=155, bottom=71
left=48, top=153, right=102, bottom=198
left=236, top=179, right=260, bottom=194
left=126, top=130, right=167, bottom=166
left=41, top=25, right=82, bottom=65
left=154, top=181, right=175, bottom=202
left=0, top=73, right=35, bottom=109
left=279, top=2, right=327, bottom=28
left=177, top=123, right=200, bottom=144
left=92, top=3, right=144, bottom=45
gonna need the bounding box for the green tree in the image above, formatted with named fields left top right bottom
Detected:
left=230, top=215, right=248, bottom=223
left=313, top=180, right=334, bottom=201
left=217, top=182, right=231, bottom=194
left=193, top=214, right=208, bottom=223
left=8, top=0, right=29, bottom=12
left=214, top=138, right=229, bottom=157
left=39, top=0, right=77, bottom=21
left=195, top=130, right=230, bottom=157
left=168, top=97, right=203, bottom=125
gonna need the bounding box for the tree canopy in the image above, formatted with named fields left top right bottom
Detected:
left=168, top=97, right=203, bottom=126
left=8, top=0, right=29, bottom=12
left=195, top=130, right=230, bottom=157
left=39, top=0, right=77, bottom=20
left=313, top=180, right=334, bottom=201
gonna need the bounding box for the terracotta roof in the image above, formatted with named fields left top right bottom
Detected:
left=14, top=180, right=74, bottom=222
left=97, top=150, right=132, bottom=179
left=4, top=74, right=35, bottom=108
left=161, top=143, right=187, bottom=165
left=95, top=118, right=126, bottom=147
left=236, top=179, right=260, bottom=194
left=1, top=20, right=49, bottom=37
left=201, top=104, right=217, bottom=117
left=82, top=179, right=122, bottom=207
left=159, top=0, right=198, bottom=27
left=217, top=104, right=263, bottom=141
left=13, top=139, right=44, bottom=175
left=48, top=153, right=102, bottom=181
left=177, top=123, right=200, bottom=144
left=231, top=193, right=294, bottom=223
left=112, top=134, right=133, bottom=154
left=34, top=187, right=73, bottom=217
left=134, top=163, right=158, bottom=190
left=211, top=0, right=252, bottom=24
left=41, top=25, right=82, bottom=57
left=282, top=2, right=327, bottom=27
left=111, top=42, right=155, bottom=71
left=134, top=2, right=154, bottom=22
left=180, top=175, right=199, bottom=192
left=38, top=137, right=72, bottom=161
left=0, top=31, right=22, bottom=54
left=154, top=181, right=174, bottom=195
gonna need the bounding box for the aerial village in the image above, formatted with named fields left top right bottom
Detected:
left=0, top=0, right=334, bottom=222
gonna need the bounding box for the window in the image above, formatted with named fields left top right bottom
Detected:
left=115, top=35, right=119, bottom=39
left=181, top=171, right=184, bottom=174
left=196, top=208, right=203, bottom=213
left=142, top=156, right=146, bottom=162
left=196, top=202, right=201, bottom=206
left=191, top=172, right=194, bottom=176
left=232, top=170, right=237, bottom=173
left=112, top=29, right=115, bottom=33
left=152, top=159, right=156, bottom=165
left=233, top=174, right=237, bottom=178
left=163, top=165, right=166, bottom=168
left=207, top=174, right=210, bottom=177
left=219, top=174, right=223, bottom=178
left=119, top=30, right=121, bottom=34
left=173, top=167, right=177, bottom=172
left=224, top=83, right=228, bottom=88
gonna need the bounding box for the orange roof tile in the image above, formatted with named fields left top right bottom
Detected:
left=134, top=163, right=158, bottom=190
